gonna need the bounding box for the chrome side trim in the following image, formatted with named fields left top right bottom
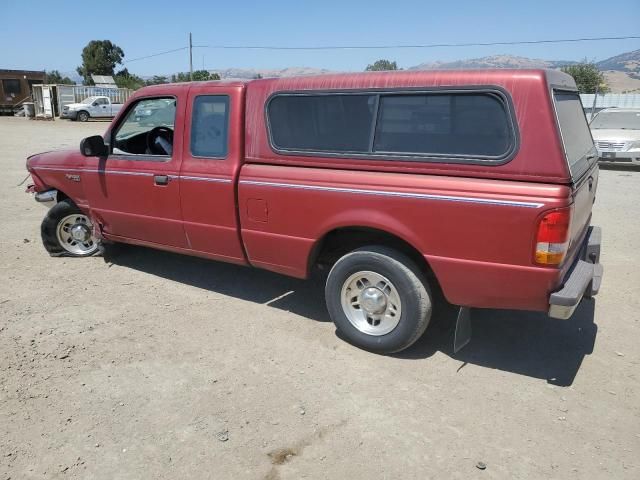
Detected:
left=240, top=180, right=544, bottom=208
left=181, top=176, right=233, bottom=183
left=32, top=167, right=229, bottom=183
left=100, top=170, right=154, bottom=177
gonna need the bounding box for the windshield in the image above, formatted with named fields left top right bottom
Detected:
left=81, top=96, right=99, bottom=104
left=591, top=111, right=640, bottom=130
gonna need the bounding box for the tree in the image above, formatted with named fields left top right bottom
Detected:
left=114, top=68, right=145, bottom=90
left=561, top=62, right=609, bottom=94
left=171, top=70, right=220, bottom=82
left=76, top=40, right=125, bottom=85
left=45, top=70, right=74, bottom=85
left=145, top=75, right=169, bottom=86
left=365, top=59, right=399, bottom=71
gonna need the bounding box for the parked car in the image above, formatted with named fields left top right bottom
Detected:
left=590, top=108, right=640, bottom=165
left=25, top=70, right=602, bottom=354
left=61, top=96, right=123, bottom=122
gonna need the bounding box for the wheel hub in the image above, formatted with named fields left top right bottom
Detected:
left=70, top=224, right=91, bottom=242
left=55, top=214, right=98, bottom=256
left=340, top=271, right=402, bottom=336
left=360, top=287, right=387, bottom=314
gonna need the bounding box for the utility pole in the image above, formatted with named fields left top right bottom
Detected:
left=189, top=32, right=193, bottom=81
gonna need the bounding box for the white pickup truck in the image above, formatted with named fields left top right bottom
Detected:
left=61, top=96, right=123, bottom=122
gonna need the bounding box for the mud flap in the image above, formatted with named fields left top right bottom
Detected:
left=454, top=306, right=472, bottom=353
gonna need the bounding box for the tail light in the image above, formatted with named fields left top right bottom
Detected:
left=535, top=207, right=572, bottom=266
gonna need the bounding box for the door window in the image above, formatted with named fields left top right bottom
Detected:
left=112, top=97, right=176, bottom=157
left=190, top=95, right=230, bottom=158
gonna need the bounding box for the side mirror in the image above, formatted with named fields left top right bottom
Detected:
left=80, top=135, right=108, bottom=157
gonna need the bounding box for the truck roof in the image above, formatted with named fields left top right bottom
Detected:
left=247, top=68, right=576, bottom=91
left=135, top=69, right=576, bottom=96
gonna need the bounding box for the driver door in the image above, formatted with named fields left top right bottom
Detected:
left=83, top=94, right=187, bottom=248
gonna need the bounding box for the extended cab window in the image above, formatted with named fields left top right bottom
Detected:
left=267, top=90, right=515, bottom=161
left=191, top=95, right=229, bottom=158
left=553, top=91, right=596, bottom=178
left=112, top=97, right=176, bottom=157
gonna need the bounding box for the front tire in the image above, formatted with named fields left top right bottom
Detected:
left=325, top=246, right=432, bottom=353
left=41, top=199, right=99, bottom=257
left=77, top=110, right=89, bottom=122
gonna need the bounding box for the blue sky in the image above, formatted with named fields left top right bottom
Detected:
left=2, top=0, right=639, bottom=76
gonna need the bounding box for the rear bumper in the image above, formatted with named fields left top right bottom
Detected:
left=548, top=226, right=602, bottom=319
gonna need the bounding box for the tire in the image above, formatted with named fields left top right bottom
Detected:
left=77, top=110, right=89, bottom=122
left=41, top=199, right=100, bottom=257
left=325, top=246, right=432, bottom=354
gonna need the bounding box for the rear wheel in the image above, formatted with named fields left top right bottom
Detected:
left=41, top=199, right=99, bottom=256
left=77, top=110, right=89, bottom=122
left=325, top=246, right=432, bottom=353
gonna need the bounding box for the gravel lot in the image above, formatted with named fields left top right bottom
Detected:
left=1, top=117, right=638, bottom=479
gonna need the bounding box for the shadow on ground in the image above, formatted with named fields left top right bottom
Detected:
left=107, top=245, right=597, bottom=387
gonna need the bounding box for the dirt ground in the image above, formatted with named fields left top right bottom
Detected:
left=1, top=117, right=638, bottom=479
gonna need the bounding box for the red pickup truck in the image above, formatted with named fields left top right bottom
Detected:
left=26, top=69, right=602, bottom=353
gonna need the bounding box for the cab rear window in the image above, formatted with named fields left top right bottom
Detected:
left=553, top=91, right=596, bottom=178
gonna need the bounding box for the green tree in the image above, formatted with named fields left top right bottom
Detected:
left=145, top=75, right=169, bottom=86
left=171, top=70, right=221, bottom=82
left=365, top=59, right=399, bottom=71
left=114, top=68, right=145, bottom=90
left=45, top=70, right=74, bottom=85
left=561, top=62, right=609, bottom=94
left=76, top=40, right=125, bottom=85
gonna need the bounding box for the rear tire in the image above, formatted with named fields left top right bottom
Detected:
left=77, top=110, right=89, bottom=122
left=41, top=199, right=100, bottom=257
left=325, top=246, right=432, bottom=353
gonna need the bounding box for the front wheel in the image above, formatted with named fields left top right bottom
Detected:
left=77, top=111, right=89, bottom=122
left=41, top=199, right=100, bottom=256
left=325, top=246, right=432, bottom=353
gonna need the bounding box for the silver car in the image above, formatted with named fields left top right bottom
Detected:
left=590, top=108, right=640, bottom=165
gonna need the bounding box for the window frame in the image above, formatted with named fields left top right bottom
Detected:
left=549, top=86, right=597, bottom=182
left=109, top=95, right=178, bottom=162
left=265, top=86, right=520, bottom=166
left=189, top=94, right=231, bottom=160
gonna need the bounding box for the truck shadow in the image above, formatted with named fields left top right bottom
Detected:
left=106, top=245, right=597, bottom=387
left=397, top=300, right=597, bottom=387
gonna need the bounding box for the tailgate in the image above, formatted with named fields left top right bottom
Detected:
left=568, top=162, right=598, bottom=259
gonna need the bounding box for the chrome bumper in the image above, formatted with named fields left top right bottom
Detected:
left=34, top=189, right=58, bottom=208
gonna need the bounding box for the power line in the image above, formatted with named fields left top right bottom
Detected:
left=124, top=46, right=188, bottom=64
left=194, top=35, right=640, bottom=51
left=199, top=35, right=640, bottom=50
left=122, top=35, right=640, bottom=64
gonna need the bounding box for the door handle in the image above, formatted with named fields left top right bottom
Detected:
left=154, top=175, right=169, bottom=186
